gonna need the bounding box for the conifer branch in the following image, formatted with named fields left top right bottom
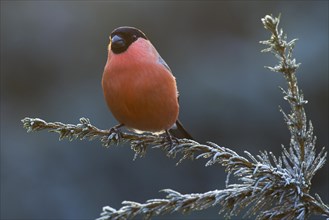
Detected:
left=21, top=14, right=328, bottom=219
left=259, top=14, right=322, bottom=189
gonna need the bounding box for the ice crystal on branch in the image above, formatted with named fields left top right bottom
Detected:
left=21, top=14, right=328, bottom=220
left=260, top=13, right=324, bottom=183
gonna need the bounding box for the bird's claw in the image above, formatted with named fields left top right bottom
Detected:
left=108, top=124, right=124, bottom=143
left=165, top=130, right=179, bottom=149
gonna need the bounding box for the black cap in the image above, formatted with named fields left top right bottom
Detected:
left=110, top=26, right=148, bottom=54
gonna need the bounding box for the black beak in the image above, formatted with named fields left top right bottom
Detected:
left=111, top=35, right=126, bottom=50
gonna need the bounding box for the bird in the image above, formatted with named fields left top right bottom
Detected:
left=102, top=26, right=192, bottom=140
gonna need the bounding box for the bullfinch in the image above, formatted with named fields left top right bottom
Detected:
left=102, top=26, right=192, bottom=140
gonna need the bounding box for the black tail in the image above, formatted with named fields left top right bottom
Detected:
left=170, top=119, right=193, bottom=140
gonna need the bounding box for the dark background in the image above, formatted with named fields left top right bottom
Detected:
left=1, top=1, right=328, bottom=220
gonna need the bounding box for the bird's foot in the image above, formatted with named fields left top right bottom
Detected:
left=108, top=123, right=124, bottom=143
left=165, top=130, right=179, bottom=149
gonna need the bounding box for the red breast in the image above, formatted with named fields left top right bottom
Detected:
left=102, top=37, right=179, bottom=132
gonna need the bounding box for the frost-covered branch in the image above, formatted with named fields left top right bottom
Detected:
left=21, top=117, right=174, bottom=159
left=21, top=14, right=328, bottom=220
left=20, top=117, right=257, bottom=166
left=96, top=188, right=329, bottom=220
left=21, top=113, right=329, bottom=219
left=260, top=14, right=325, bottom=190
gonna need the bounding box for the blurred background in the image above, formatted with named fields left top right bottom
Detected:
left=1, top=1, right=328, bottom=219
